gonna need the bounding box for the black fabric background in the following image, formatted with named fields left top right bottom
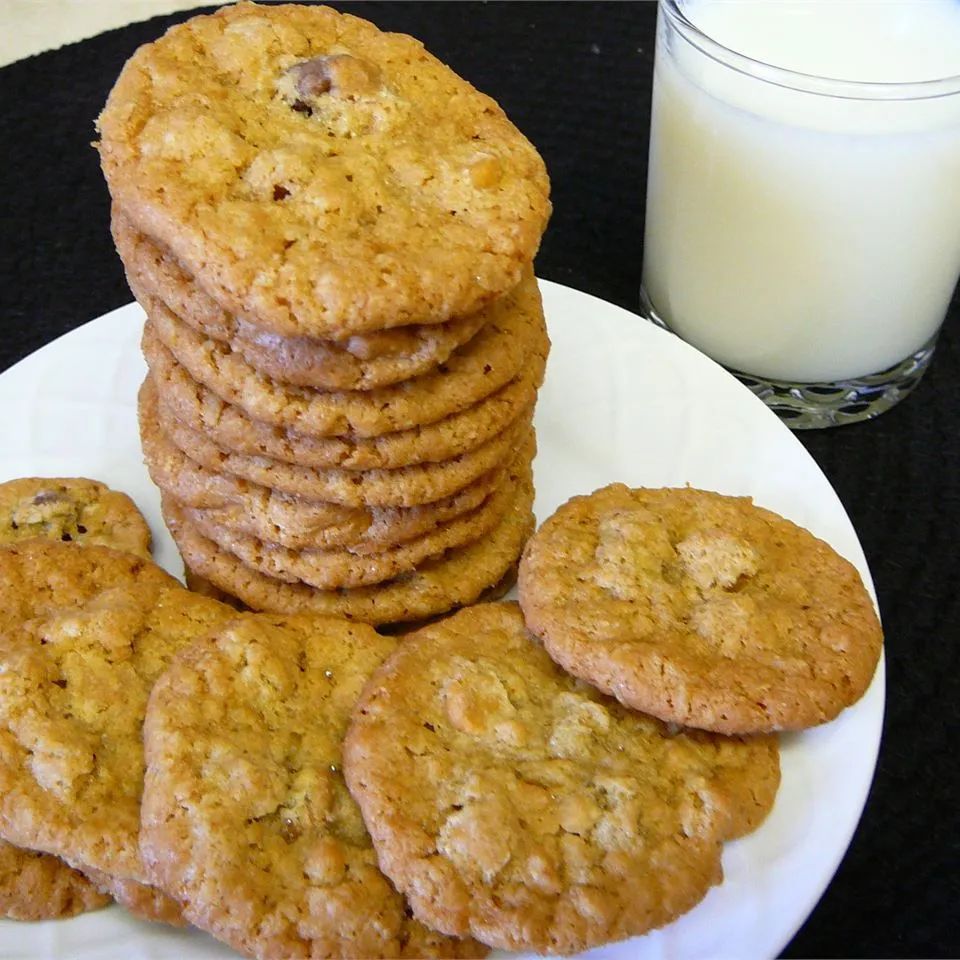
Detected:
left=0, top=2, right=958, bottom=956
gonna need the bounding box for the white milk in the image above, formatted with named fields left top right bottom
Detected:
left=642, top=0, right=960, bottom=382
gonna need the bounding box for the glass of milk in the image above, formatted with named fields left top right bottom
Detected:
left=641, top=0, right=960, bottom=428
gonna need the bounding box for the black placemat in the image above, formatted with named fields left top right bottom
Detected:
left=1, top=3, right=958, bottom=957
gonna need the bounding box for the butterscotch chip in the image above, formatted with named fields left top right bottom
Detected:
left=0, top=477, right=151, bottom=559
left=175, top=442, right=533, bottom=590
left=518, top=484, right=884, bottom=734
left=162, top=472, right=536, bottom=625
left=139, top=271, right=547, bottom=439
left=342, top=602, right=780, bottom=954
left=143, top=376, right=532, bottom=509
left=0, top=542, right=236, bottom=914
left=140, top=613, right=486, bottom=957
left=145, top=323, right=542, bottom=472
left=0, top=841, right=110, bottom=921
left=113, top=208, right=489, bottom=391
left=97, top=3, right=550, bottom=338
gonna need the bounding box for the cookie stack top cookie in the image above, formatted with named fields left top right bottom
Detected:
left=97, top=1, right=551, bottom=336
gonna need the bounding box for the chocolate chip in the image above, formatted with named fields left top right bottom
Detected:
left=285, top=54, right=382, bottom=104
left=32, top=491, right=67, bottom=505
left=273, top=184, right=290, bottom=201
left=289, top=56, right=334, bottom=98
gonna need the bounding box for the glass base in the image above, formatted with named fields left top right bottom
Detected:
left=639, top=291, right=937, bottom=429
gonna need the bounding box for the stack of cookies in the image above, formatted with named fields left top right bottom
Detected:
left=97, top=2, right=551, bottom=625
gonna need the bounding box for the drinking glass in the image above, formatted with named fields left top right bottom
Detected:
left=641, top=0, right=960, bottom=428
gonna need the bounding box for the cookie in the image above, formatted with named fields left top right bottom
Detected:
left=518, top=484, right=884, bottom=734
left=145, top=325, right=542, bottom=471
left=0, top=477, right=151, bottom=559
left=140, top=389, right=509, bottom=551
left=184, top=569, right=247, bottom=610
left=81, top=867, right=185, bottom=927
left=140, top=613, right=486, bottom=958
left=113, top=207, right=489, bottom=391
left=0, top=541, right=236, bottom=914
left=162, top=470, right=536, bottom=625
left=342, top=601, right=780, bottom=954
left=0, top=476, right=152, bottom=921
left=145, top=377, right=532, bottom=508
left=0, top=840, right=110, bottom=921
left=98, top=2, right=550, bottom=338
left=139, top=270, right=547, bottom=438
left=173, top=443, right=532, bottom=590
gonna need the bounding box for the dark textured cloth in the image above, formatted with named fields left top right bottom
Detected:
left=0, top=3, right=957, bottom=956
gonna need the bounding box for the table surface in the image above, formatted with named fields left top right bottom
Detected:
left=0, top=3, right=957, bottom=957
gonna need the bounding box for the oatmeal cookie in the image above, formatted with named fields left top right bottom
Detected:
left=114, top=207, right=489, bottom=391
left=0, top=841, right=110, bottom=921
left=145, top=326, right=542, bottom=471
left=0, top=542, right=236, bottom=913
left=140, top=387, right=510, bottom=551
left=162, top=470, right=535, bottom=625
left=176, top=446, right=531, bottom=590
left=97, top=2, right=550, bottom=337
left=0, top=477, right=151, bottom=559
left=139, top=271, right=547, bottom=438
left=146, top=378, right=532, bottom=508
left=141, top=613, right=486, bottom=957
left=518, top=484, right=883, bottom=734
left=342, top=602, right=780, bottom=954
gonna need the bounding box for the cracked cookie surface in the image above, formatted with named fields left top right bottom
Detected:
left=0, top=541, right=236, bottom=918
left=97, top=2, right=550, bottom=337
left=518, top=484, right=883, bottom=734
left=141, top=613, right=486, bottom=958
left=0, top=477, right=151, bottom=560
left=342, top=602, right=780, bottom=954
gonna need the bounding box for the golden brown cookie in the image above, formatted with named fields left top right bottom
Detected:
left=162, top=469, right=536, bottom=625
left=144, top=324, right=542, bottom=471
left=0, top=840, right=110, bottom=921
left=0, top=476, right=152, bottom=921
left=113, top=207, right=489, bottom=391
left=140, top=388, right=510, bottom=552
left=139, top=271, right=547, bottom=438
left=174, top=445, right=532, bottom=590
left=98, top=2, right=550, bottom=338
left=0, top=477, right=151, bottom=559
left=0, top=541, right=236, bottom=914
left=145, top=376, right=532, bottom=509
left=140, top=613, right=486, bottom=958
left=80, top=867, right=184, bottom=927
left=518, top=484, right=884, bottom=734
left=183, top=569, right=247, bottom=610
left=342, top=602, right=780, bottom=954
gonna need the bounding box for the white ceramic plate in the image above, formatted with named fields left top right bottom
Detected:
left=0, top=280, right=884, bottom=960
